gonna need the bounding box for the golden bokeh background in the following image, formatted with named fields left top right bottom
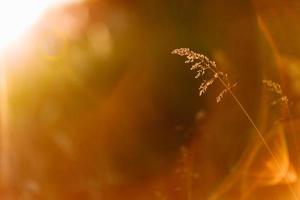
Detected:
left=1, top=0, right=300, bottom=199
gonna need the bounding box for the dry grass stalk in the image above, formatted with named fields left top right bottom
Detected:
left=262, top=80, right=288, bottom=105
left=172, top=48, right=237, bottom=103
left=172, top=48, right=299, bottom=200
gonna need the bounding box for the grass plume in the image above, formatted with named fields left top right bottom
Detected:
left=172, top=48, right=298, bottom=200
left=172, top=48, right=237, bottom=103
left=263, top=79, right=288, bottom=106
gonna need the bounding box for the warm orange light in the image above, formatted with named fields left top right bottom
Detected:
left=0, top=0, right=81, bottom=50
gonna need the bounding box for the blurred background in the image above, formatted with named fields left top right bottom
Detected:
left=1, top=0, right=300, bottom=199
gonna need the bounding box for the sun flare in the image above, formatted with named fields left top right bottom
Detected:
left=0, top=0, right=80, bottom=50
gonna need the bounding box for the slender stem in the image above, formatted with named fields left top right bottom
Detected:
left=213, top=68, right=298, bottom=199
left=256, top=16, right=298, bottom=199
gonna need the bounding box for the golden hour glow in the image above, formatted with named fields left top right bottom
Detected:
left=0, top=0, right=80, bottom=50
left=0, top=0, right=299, bottom=199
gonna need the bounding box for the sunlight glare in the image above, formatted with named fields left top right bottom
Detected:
left=0, top=0, right=80, bottom=50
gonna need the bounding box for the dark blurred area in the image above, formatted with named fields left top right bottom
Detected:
left=1, top=0, right=300, bottom=199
